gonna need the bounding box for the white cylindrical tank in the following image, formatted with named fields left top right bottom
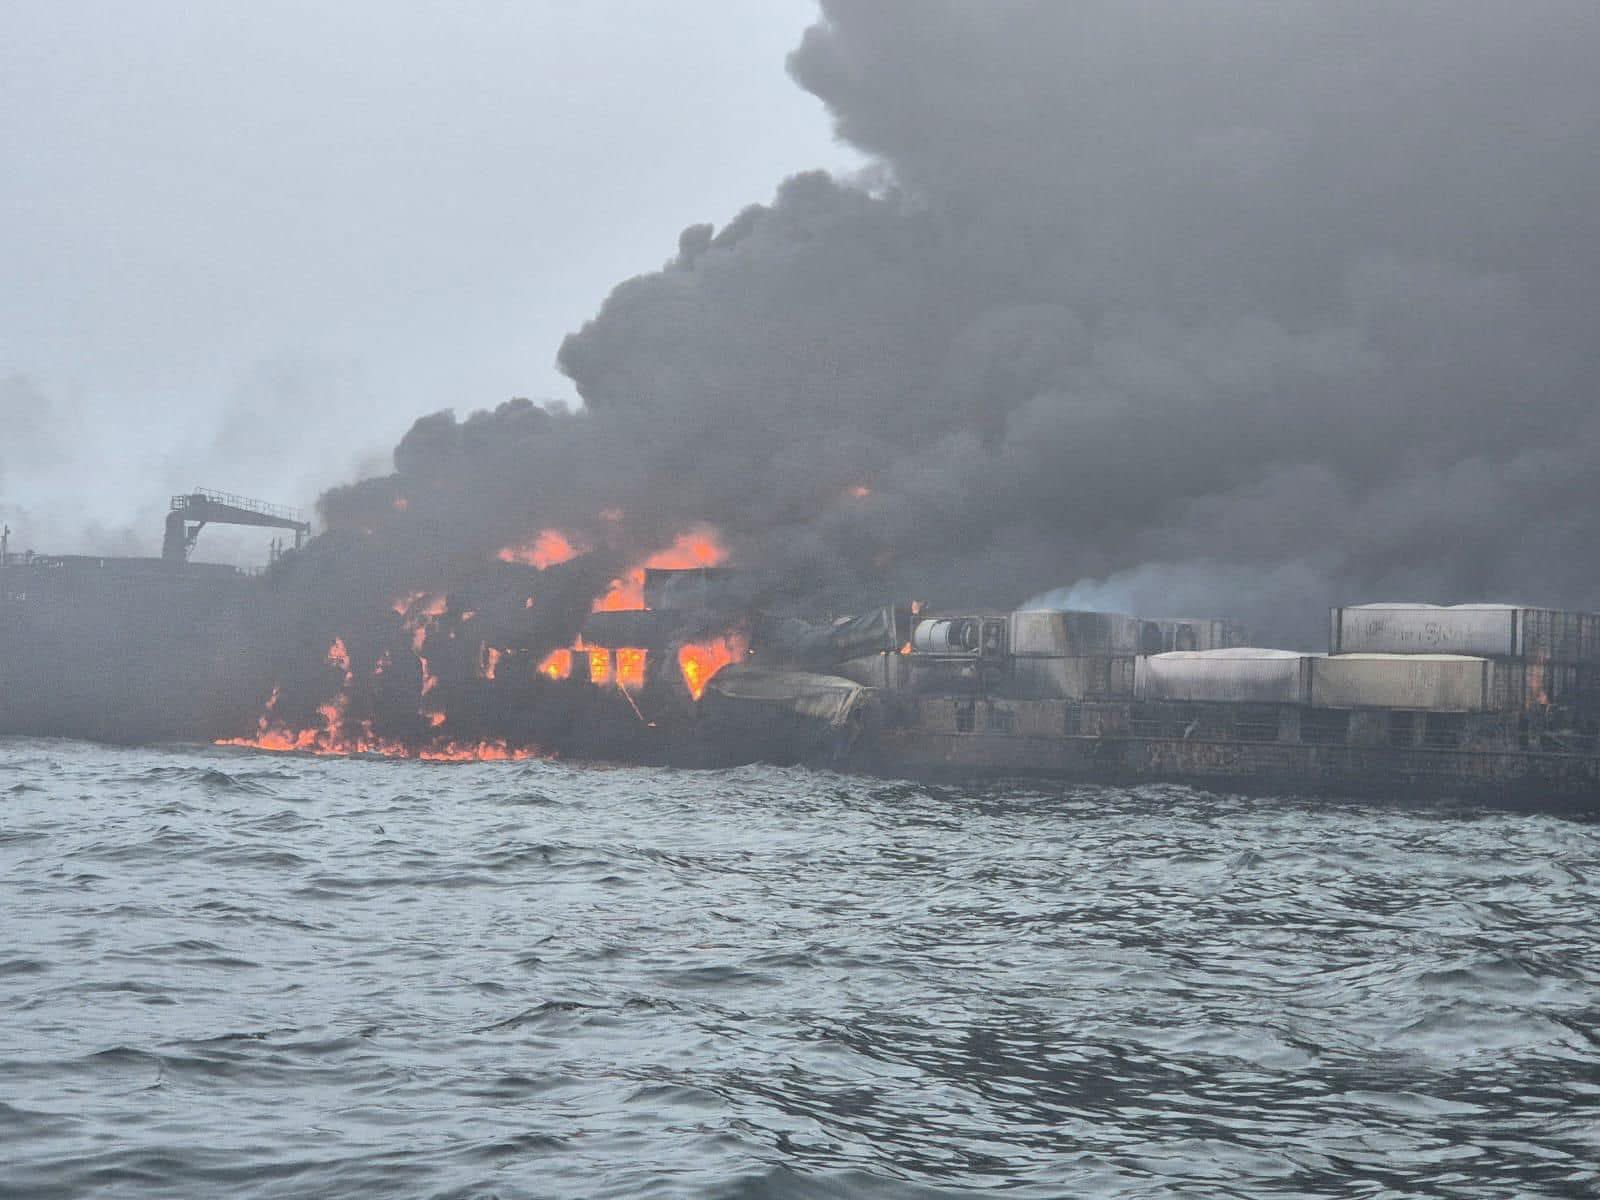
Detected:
left=912, top=618, right=979, bottom=654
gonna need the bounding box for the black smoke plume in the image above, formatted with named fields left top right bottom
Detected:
left=308, top=0, right=1600, bottom=656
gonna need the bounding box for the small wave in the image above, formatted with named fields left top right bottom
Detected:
left=3, top=741, right=1597, bottom=1199
left=709, top=1166, right=966, bottom=1200
left=476, top=1000, right=615, bottom=1033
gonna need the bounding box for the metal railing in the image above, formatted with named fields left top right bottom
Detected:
left=171, top=488, right=306, bottom=525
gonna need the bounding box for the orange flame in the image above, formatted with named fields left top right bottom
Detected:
left=395, top=593, right=448, bottom=700
left=498, top=529, right=586, bottom=569
left=327, top=637, right=352, bottom=676
left=678, top=634, right=747, bottom=701
left=593, top=526, right=726, bottom=612
left=849, top=484, right=872, bottom=498
left=219, top=724, right=541, bottom=761
left=218, top=628, right=543, bottom=761
left=538, top=647, right=573, bottom=680
left=392, top=590, right=426, bottom=616
left=586, top=646, right=612, bottom=686
left=615, top=647, right=647, bottom=690
left=479, top=644, right=503, bottom=681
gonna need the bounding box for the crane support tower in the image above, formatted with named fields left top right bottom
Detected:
left=162, top=488, right=311, bottom=563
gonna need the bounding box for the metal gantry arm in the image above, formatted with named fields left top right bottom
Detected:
left=162, top=489, right=312, bottom=562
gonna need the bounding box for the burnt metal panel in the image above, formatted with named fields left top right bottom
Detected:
left=1010, top=610, right=1143, bottom=657
left=1136, top=649, right=1313, bottom=705
left=1310, top=654, right=1494, bottom=711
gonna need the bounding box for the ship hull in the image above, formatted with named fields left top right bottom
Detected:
left=842, top=697, right=1600, bottom=814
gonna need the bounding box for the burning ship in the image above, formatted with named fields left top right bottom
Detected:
left=4, top=494, right=1599, bottom=812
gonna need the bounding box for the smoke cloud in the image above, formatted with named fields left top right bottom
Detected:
left=324, top=0, right=1600, bottom=649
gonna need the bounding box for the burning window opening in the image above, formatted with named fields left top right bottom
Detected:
left=615, top=647, right=647, bottom=690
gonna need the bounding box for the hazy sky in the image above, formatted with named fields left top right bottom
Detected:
left=0, top=1, right=857, bottom=558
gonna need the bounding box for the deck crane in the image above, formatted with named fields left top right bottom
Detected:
left=161, top=488, right=312, bottom=563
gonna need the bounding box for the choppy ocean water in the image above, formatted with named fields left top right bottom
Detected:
left=1, top=737, right=1597, bottom=1199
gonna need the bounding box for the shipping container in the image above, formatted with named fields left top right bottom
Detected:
left=1010, top=610, right=1143, bottom=657
left=1135, top=648, right=1313, bottom=705
left=1489, top=659, right=1600, bottom=712
left=1309, top=654, right=1494, bottom=712
left=1331, top=604, right=1600, bottom=663
left=1010, top=655, right=1137, bottom=700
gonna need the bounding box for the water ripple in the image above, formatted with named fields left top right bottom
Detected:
left=0, top=736, right=1596, bottom=1197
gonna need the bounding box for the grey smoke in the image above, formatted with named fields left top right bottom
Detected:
left=333, top=0, right=1600, bottom=648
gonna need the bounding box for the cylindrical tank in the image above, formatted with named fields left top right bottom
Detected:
left=912, top=618, right=979, bottom=654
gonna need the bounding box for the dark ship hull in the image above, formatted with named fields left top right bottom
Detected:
left=841, top=696, right=1600, bottom=813
left=0, top=556, right=271, bottom=743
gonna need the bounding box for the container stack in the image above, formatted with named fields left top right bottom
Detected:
left=1008, top=609, right=1140, bottom=699
left=1133, top=648, right=1497, bottom=711
left=1330, top=604, right=1600, bottom=712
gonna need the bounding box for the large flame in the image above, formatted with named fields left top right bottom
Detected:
left=678, top=634, right=748, bottom=701
left=218, top=636, right=542, bottom=761
left=497, top=528, right=586, bottom=568
left=593, top=526, right=726, bottom=612
left=225, top=521, right=736, bottom=760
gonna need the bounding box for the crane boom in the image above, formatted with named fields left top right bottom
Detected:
left=161, top=489, right=312, bottom=562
